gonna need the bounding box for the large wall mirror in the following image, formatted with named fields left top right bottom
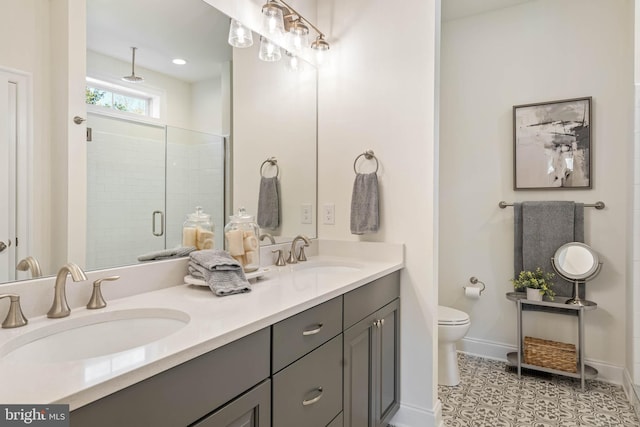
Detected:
left=0, top=0, right=317, bottom=285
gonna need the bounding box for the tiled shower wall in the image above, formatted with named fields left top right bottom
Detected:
left=86, top=114, right=225, bottom=270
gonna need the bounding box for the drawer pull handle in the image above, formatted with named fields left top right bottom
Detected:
left=302, top=323, right=323, bottom=336
left=302, top=387, right=323, bottom=406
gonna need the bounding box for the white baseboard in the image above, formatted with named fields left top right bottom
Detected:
left=623, top=368, right=640, bottom=420
left=390, top=400, right=443, bottom=427
left=459, top=336, right=625, bottom=385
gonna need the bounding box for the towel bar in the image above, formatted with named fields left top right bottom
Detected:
left=260, top=157, right=279, bottom=178
left=498, top=201, right=605, bottom=210
left=353, top=149, right=379, bottom=174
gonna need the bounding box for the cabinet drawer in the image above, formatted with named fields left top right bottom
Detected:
left=343, top=271, right=400, bottom=329
left=272, top=296, right=342, bottom=373
left=192, top=379, right=270, bottom=427
left=71, top=328, right=270, bottom=427
left=273, top=334, right=343, bottom=427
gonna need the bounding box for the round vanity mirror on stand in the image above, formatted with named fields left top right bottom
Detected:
left=551, top=242, right=603, bottom=306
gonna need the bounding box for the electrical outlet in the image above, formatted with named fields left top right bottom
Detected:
left=301, top=203, right=312, bottom=224
left=323, top=203, right=335, bottom=225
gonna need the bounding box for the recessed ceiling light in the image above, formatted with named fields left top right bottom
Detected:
left=172, top=58, right=187, bottom=65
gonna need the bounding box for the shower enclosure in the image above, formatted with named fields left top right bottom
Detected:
left=86, top=112, right=226, bottom=271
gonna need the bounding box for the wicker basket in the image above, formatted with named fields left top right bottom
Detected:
left=524, top=336, right=577, bottom=373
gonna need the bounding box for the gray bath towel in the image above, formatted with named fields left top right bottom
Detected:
left=514, top=201, right=584, bottom=298
left=137, top=246, right=196, bottom=262
left=350, top=172, right=379, bottom=235
left=257, top=176, right=280, bottom=229
left=189, top=250, right=251, bottom=296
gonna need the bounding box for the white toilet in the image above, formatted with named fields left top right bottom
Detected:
left=438, top=305, right=471, bottom=386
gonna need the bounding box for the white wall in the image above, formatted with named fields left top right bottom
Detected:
left=440, top=0, right=634, bottom=378
left=232, top=41, right=317, bottom=241
left=317, top=0, right=440, bottom=424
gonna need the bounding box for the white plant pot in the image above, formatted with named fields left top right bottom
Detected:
left=526, top=287, right=543, bottom=301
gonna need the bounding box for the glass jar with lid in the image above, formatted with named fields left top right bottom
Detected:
left=182, top=206, right=214, bottom=250
left=224, top=207, right=260, bottom=272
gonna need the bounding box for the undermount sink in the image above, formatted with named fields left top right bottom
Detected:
left=0, top=308, right=190, bottom=364
left=292, top=261, right=363, bottom=274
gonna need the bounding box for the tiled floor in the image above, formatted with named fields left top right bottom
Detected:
left=438, top=353, right=640, bottom=427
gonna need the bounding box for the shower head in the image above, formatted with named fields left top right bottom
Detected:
left=122, top=47, right=144, bottom=83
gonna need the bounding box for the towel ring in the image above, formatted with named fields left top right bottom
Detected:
left=260, top=157, right=279, bottom=178
left=353, top=150, right=379, bottom=174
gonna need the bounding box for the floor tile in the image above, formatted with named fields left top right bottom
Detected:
left=439, top=354, right=640, bottom=427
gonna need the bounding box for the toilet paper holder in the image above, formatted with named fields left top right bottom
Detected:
left=463, top=276, right=486, bottom=295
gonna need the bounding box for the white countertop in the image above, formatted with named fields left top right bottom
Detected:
left=0, top=253, right=403, bottom=410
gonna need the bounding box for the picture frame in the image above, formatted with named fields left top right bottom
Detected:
left=513, top=96, right=592, bottom=190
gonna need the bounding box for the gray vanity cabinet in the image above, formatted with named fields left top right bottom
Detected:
left=343, top=272, right=400, bottom=427
left=271, top=296, right=344, bottom=427
left=70, top=328, right=270, bottom=427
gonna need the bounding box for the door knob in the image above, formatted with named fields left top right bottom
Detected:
left=0, top=241, right=7, bottom=253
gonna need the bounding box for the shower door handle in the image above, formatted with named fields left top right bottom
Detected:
left=152, top=211, right=164, bottom=237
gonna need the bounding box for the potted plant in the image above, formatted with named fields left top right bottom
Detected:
left=511, top=267, right=556, bottom=301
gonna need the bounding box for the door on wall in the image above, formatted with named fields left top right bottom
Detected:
left=0, top=70, right=30, bottom=282
left=85, top=113, right=166, bottom=270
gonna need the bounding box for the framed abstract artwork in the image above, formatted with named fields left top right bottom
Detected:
left=513, top=97, right=592, bottom=190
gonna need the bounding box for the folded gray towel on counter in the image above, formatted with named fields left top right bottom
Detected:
left=257, top=176, right=280, bottom=229
left=137, top=246, right=196, bottom=262
left=350, top=172, right=379, bottom=235
left=189, top=250, right=250, bottom=296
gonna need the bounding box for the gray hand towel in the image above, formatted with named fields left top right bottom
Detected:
left=257, top=176, right=280, bottom=229
left=137, top=246, right=196, bottom=262
left=189, top=250, right=251, bottom=296
left=350, top=172, right=379, bottom=235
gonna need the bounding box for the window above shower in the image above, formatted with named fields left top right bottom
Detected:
left=85, top=76, right=161, bottom=120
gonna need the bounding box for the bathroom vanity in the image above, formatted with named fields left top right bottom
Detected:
left=0, top=241, right=403, bottom=427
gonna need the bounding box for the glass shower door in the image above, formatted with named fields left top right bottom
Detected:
left=86, top=113, right=166, bottom=270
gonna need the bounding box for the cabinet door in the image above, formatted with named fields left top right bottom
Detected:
left=192, top=380, right=270, bottom=427
left=373, top=299, right=400, bottom=427
left=343, top=312, right=376, bottom=427
left=343, top=299, right=400, bottom=427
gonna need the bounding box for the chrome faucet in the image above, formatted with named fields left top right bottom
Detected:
left=47, top=263, right=87, bottom=318
left=287, top=235, right=311, bottom=264
left=16, top=256, right=42, bottom=278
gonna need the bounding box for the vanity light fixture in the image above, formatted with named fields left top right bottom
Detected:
left=228, top=18, right=254, bottom=48
left=286, top=19, right=309, bottom=54
left=261, top=0, right=285, bottom=37
left=227, top=0, right=329, bottom=65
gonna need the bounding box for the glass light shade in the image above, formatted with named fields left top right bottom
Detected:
left=286, top=21, right=309, bottom=54
left=285, top=52, right=304, bottom=72
left=311, top=36, right=330, bottom=66
left=261, top=2, right=285, bottom=37
left=259, top=37, right=282, bottom=62
left=228, top=19, right=254, bottom=48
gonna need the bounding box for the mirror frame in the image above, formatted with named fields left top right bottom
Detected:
left=552, top=242, right=601, bottom=281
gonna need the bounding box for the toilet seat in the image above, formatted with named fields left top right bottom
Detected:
left=438, top=305, right=470, bottom=326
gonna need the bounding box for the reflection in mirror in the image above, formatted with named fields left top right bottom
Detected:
left=0, top=0, right=317, bottom=285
